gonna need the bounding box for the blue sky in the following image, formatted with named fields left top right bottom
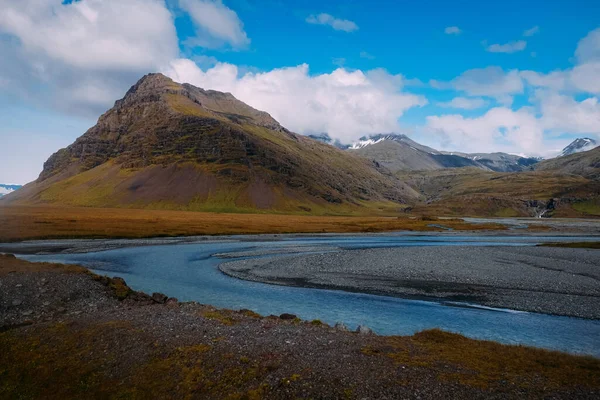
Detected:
left=1, top=0, right=599, bottom=183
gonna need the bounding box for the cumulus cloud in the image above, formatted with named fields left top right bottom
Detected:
left=179, top=0, right=250, bottom=48
left=450, top=67, right=524, bottom=105
left=445, top=26, right=461, bottom=35
left=575, top=27, right=600, bottom=63
left=537, top=91, right=600, bottom=135
left=306, top=13, right=358, bottom=32
left=523, top=26, right=540, bottom=37
left=486, top=40, right=527, bottom=53
left=426, top=27, right=600, bottom=155
left=437, top=97, right=488, bottom=110
left=426, top=107, right=544, bottom=154
left=163, top=59, right=426, bottom=142
left=0, top=0, right=179, bottom=116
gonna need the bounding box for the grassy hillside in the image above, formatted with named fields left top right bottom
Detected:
left=400, top=168, right=600, bottom=217
left=535, top=147, right=600, bottom=180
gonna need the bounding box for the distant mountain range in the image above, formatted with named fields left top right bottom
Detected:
left=348, top=134, right=540, bottom=173
left=0, top=184, right=21, bottom=197
left=308, top=132, right=596, bottom=173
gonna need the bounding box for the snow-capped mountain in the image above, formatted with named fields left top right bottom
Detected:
left=0, top=184, right=22, bottom=197
left=347, top=134, right=541, bottom=173
left=306, top=133, right=350, bottom=149
left=559, top=138, right=598, bottom=157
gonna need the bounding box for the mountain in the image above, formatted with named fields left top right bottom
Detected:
left=0, top=184, right=21, bottom=197
left=536, top=145, right=600, bottom=180
left=349, top=134, right=540, bottom=173
left=400, top=146, right=600, bottom=218
left=559, top=138, right=598, bottom=157
left=2, top=73, right=417, bottom=213
left=306, top=133, right=349, bottom=149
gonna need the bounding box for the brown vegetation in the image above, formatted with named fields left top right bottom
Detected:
left=0, top=205, right=506, bottom=242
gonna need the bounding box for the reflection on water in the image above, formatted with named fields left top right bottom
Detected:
left=20, top=234, right=600, bottom=357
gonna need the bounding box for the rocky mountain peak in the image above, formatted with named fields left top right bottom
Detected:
left=559, top=138, right=598, bottom=157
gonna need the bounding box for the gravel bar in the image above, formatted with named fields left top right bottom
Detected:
left=220, top=246, right=600, bottom=319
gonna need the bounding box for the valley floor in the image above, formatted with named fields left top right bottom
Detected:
left=1, top=254, right=599, bottom=399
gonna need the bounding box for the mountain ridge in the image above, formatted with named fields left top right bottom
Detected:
left=3, top=73, right=417, bottom=214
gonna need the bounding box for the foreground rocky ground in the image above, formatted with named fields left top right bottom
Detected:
left=1, top=254, right=599, bottom=399
left=221, top=246, right=600, bottom=319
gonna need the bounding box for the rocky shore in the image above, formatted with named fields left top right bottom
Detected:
left=1, top=254, right=599, bottom=399
left=220, top=246, right=600, bottom=319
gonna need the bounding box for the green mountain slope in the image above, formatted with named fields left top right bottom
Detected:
left=3, top=74, right=418, bottom=214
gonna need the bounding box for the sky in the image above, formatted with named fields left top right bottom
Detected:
left=1, top=0, right=600, bottom=184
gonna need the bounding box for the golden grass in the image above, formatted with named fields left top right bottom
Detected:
left=370, top=329, right=600, bottom=390
left=0, top=205, right=506, bottom=242
left=0, top=253, right=87, bottom=276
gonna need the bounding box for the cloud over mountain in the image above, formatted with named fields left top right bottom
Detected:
left=163, top=60, right=426, bottom=142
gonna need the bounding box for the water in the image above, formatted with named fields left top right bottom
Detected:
left=19, top=234, right=600, bottom=357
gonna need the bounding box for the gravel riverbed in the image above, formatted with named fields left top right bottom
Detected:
left=220, top=246, right=600, bottom=319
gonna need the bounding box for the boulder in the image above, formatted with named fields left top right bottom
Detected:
left=279, top=313, right=297, bottom=320
left=151, top=292, right=168, bottom=304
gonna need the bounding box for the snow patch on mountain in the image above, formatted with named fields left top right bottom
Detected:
left=559, top=138, right=598, bottom=157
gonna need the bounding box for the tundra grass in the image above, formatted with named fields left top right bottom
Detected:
left=0, top=205, right=506, bottom=242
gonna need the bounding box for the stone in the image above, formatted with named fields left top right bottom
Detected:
left=334, top=322, right=349, bottom=332
left=279, top=313, right=297, bottom=320
left=21, top=310, right=33, bottom=316
left=11, top=299, right=22, bottom=306
left=356, top=325, right=373, bottom=335
left=151, top=292, right=168, bottom=304
left=166, top=297, right=179, bottom=306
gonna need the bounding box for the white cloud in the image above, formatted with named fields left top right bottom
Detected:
left=450, top=67, right=524, bottom=105
left=523, top=26, right=540, bottom=37
left=0, top=0, right=179, bottom=117
left=426, top=107, right=544, bottom=154
left=521, top=63, right=600, bottom=95
left=163, top=59, right=426, bottom=142
left=520, top=70, right=568, bottom=91
left=575, top=27, right=600, bottom=63
left=445, top=26, right=461, bottom=35
left=306, top=13, right=358, bottom=32
left=179, top=0, right=250, bottom=48
left=537, top=91, right=600, bottom=135
left=437, top=97, right=488, bottom=110
left=486, top=40, right=527, bottom=53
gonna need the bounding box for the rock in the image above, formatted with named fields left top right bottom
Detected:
left=21, top=310, right=33, bottom=316
left=11, top=299, right=22, bottom=306
left=334, top=322, right=349, bottom=332
left=356, top=325, right=373, bottom=335
left=151, top=292, right=168, bottom=304
left=166, top=297, right=179, bottom=306
left=57, top=307, right=66, bottom=313
left=43, top=301, right=51, bottom=306
left=279, top=313, right=297, bottom=320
